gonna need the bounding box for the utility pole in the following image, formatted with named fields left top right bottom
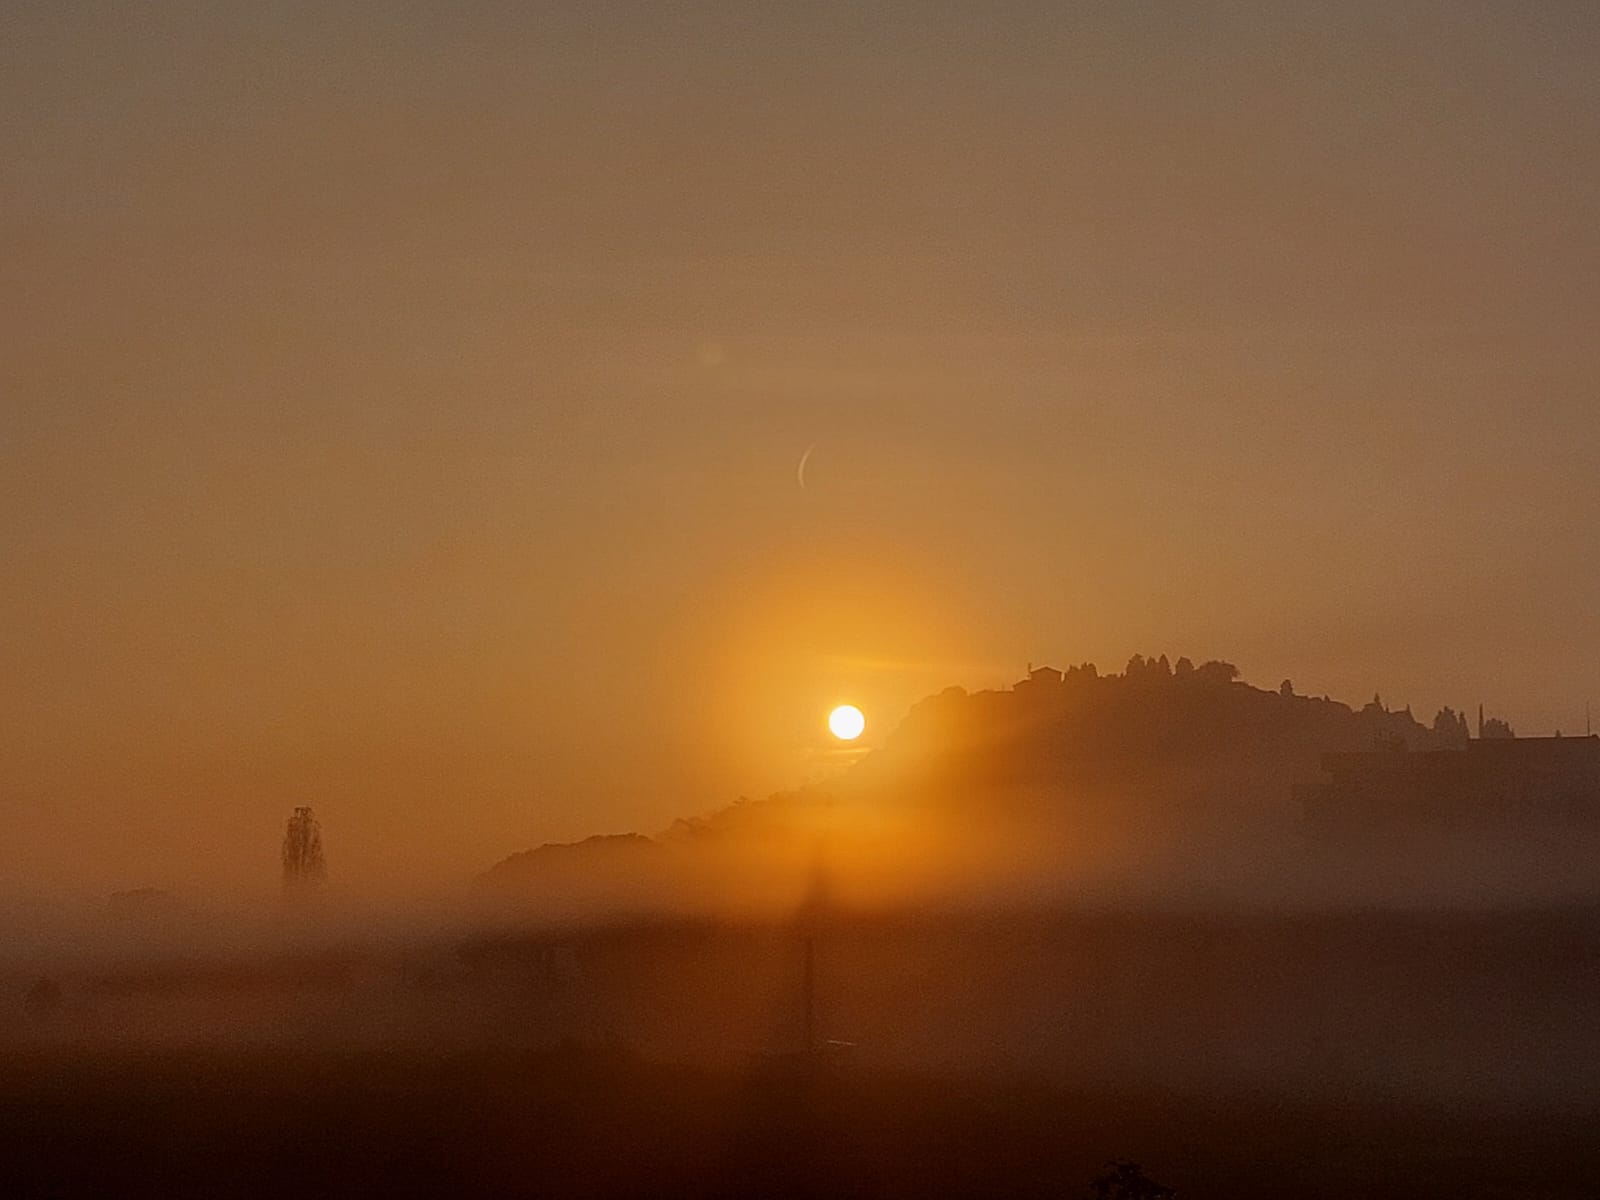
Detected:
left=801, top=933, right=816, bottom=1055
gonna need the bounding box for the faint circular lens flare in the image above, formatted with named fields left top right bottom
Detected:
left=828, top=704, right=865, bottom=741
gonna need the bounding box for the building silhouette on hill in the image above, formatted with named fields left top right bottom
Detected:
left=1299, top=734, right=1600, bottom=841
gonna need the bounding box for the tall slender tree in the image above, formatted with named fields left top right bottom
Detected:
left=282, top=806, right=326, bottom=888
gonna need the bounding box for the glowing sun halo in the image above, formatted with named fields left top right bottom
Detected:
left=828, top=704, right=865, bottom=741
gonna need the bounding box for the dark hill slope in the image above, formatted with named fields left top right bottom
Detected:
left=480, top=656, right=1473, bottom=908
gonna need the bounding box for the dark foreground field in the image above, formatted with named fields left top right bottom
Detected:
left=5, top=906, right=1600, bottom=1197
left=2, top=1043, right=1598, bottom=1199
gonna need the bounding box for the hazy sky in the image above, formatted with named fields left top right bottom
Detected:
left=4, top=2, right=1599, bottom=893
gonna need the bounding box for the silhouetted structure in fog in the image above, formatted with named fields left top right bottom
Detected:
left=1013, top=663, right=1063, bottom=698
left=281, top=806, right=326, bottom=889
left=1299, top=735, right=1600, bottom=841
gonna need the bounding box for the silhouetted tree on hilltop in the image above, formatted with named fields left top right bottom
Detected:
left=1433, top=706, right=1471, bottom=747
left=1193, top=660, right=1239, bottom=686
left=1125, top=654, right=1176, bottom=682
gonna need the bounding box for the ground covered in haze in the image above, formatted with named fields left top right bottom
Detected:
left=6, top=906, right=1600, bottom=1198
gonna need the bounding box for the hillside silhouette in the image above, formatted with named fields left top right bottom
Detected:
left=480, top=656, right=1517, bottom=913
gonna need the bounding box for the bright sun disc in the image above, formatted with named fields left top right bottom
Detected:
left=828, top=704, right=865, bottom=741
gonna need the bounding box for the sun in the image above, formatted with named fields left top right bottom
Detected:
left=828, top=704, right=865, bottom=741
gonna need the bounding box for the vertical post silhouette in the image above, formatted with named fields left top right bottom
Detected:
left=801, top=933, right=816, bottom=1055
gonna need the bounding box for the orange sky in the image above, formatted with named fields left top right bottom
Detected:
left=4, top=3, right=1599, bottom=894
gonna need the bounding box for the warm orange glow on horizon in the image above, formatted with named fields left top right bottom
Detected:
left=8, top=2, right=1597, bottom=897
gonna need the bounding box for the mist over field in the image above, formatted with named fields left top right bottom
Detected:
left=8, top=664, right=1600, bottom=1154
left=6, top=665, right=1600, bottom=1199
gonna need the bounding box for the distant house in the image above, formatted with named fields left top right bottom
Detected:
left=1299, top=735, right=1600, bottom=841
left=1014, top=664, right=1063, bottom=696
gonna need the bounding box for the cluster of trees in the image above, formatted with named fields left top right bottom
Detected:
left=875, top=652, right=1492, bottom=795
left=1427, top=705, right=1515, bottom=742
left=1052, top=659, right=1508, bottom=753
left=1116, top=654, right=1241, bottom=687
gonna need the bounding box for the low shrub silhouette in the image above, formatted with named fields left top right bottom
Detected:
left=1088, top=1159, right=1175, bottom=1200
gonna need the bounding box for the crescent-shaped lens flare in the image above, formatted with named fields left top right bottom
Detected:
left=796, top=442, right=817, bottom=490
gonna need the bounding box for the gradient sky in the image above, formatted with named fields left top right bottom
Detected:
left=4, top=2, right=1599, bottom=894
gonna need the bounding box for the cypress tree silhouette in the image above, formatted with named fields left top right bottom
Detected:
left=281, top=806, right=326, bottom=890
